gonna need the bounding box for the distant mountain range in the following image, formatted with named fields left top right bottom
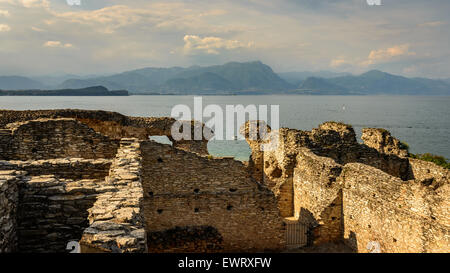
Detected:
left=58, top=61, right=292, bottom=94
left=278, top=71, right=352, bottom=86
left=300, top=70, right=450, bottom=95
left=0, top=86, right=128, bottom=96
left=1, top=61, right=450, bottom=95
left=0, top=76, right=45, bottom=90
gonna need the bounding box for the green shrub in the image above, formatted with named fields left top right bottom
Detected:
left=398, top=141, right=410, bottom=152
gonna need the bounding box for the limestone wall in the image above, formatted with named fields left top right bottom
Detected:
left=0, top=118, right=119, bottom=161
left=408, top=158, right=449, bottom=185
left=80, top=139, right=147, bottom=253
left=293, top=150, right=344, bottom=245
left=0, top=158, right=111, bottom=180
left=140, top=140, right=285, bottom=252
left=16, top=175, right=104, bottom=252
left=0, top=170, right=21, bottom=253
left=0, top=110, right=210, bottom=155
left=362, top=128, right=409, bottom=157
left=147, top=226, right=223, bottom=253
left=261, top=128, right=310, bottom=217
left=341, top=163, right=449, bottom=253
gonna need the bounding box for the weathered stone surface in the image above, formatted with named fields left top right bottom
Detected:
left=0, top=118, right=119, bottom=161
left=362, top=128, right=409, bottom=157
left=80, top=139, right=147, bottom=253
left=140, top=139, right=286, bottom=252
left=0, top=172, right=22, bottom=253
left=255, top=121, right=449, bottom=253
left=1, top=109, right=448, bottom=254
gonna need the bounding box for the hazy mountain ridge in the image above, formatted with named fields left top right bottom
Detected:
left=323, top=70, right=450, bottom=95
left=0, top=86, right=128, bottom=96
left=278, top=71, right=352, bottom=85
left=1, top=62, right=450, bottom=95
left=297, top=77, right=351, bottom=95
left=58, top=61, right=293, bottom=94
left=0, top=76, right=45, bottom=90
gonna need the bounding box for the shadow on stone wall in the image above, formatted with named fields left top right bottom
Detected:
left=147, top=226, right=224, bottom=253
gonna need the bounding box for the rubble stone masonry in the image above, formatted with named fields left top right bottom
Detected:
left=0, top=171, right=20, bottom=252
left=141, top=140, right=286, bottom=252
left=0, top=110, right=448, bottom=253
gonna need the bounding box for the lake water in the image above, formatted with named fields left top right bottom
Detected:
left=1, top=95, right=449, bottom=161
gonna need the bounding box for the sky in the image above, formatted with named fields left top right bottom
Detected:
left=0, top=0, right=449, bottom=78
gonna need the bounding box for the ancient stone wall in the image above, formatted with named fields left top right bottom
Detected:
left=293, top=149, right=343, bottom=245
left=16, top=175, right=105, bottom=252
left=362, top=128, right=409, bottom=157
left=341, top=163, right=449, bottom=253
left=140, top=140, right=285, bottom=252
left=0, top=150, right=113, bottom=253
left=147, top=226, right=224, bottom=253
left=0, top=158, right=111, bottom=180
left=0, top=170, right=21, bottom=253
left=80, top=139, right=147, bottom=253
left=0, top=118, right=119, bottom=161
left=408, top=158, right=449, bottom=185
left=0, top=110, right=210, bottom=155
left=259, top=127, right=311, bottom=217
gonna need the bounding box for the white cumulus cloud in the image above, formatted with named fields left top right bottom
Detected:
left=0, top=9, right=10, bottom=17
left=183, top=35, right=253, bottom=55
left=43, top=40, right=73, bottom=48
left=0, top=24, right=11, bottom=32
left=362, top=44, right=416, bottom=66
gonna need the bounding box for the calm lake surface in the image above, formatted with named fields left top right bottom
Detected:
left=1, top=95, right=449, bottom=161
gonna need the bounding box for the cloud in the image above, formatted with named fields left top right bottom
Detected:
left=43, top=40, right=73, bottom=48
left=183, top=35, right=253, bottom=55
left=418, top=21, right=446, bottom=27
left=0, top=24, right=11, bottom=32
left=362, top=44, right=416, bottom=66
left=20, top=0, right=49, bottom=8
left=330, top=57, right=351, bottom=68
left=0, top=9, right=9, bottom=16
left=0, top=0, right=49, bottom=8
left=31, top=26, right=44, bottom=32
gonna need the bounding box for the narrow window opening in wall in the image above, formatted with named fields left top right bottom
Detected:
left=149, top=136, right=173, bottom=146
left=393, top=238, right=397, bottom=243
left=149, top=192, right=154, bottom=197
left=194, top=208, right=200, bottom=213
left=229, top=188, right=237, bottom=192
left=157, top=157, right=163, bottom=163
left=157, top=209, right=163, bottom=214
left=194, top=189, right=200, bottom=194
left=260, top=207, right=265, bottom=211
left=227, top=205, right=233, bottom=211
left=331, top=217, right=337, bottom=221
left=31, top=148, right=37, bottom=153
left=368, top=224, right=371, bottom=229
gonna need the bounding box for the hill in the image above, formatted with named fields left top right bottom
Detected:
left=297, top=77, right=351, bottom=95
left=60, top=61, right=294, bottom=94
left=278, top=71, right=351, bottom=85
left=320, top=70, right=450, bottom=95
left=0, top=86, right=128, bottom=96
left=0, top=76, right=45, bottom=90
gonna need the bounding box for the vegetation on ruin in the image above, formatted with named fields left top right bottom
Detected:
left=399, top=141, right=410, bottom=152
left=409, top=153, right=450, bottom=169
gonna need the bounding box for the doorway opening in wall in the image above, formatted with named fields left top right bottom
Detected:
left=285, top=219, right=308, bottom=249
left=149, top=136, right=173, bottom=146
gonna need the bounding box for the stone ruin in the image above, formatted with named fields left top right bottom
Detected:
left=0, top=109, right=448, bottom=253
